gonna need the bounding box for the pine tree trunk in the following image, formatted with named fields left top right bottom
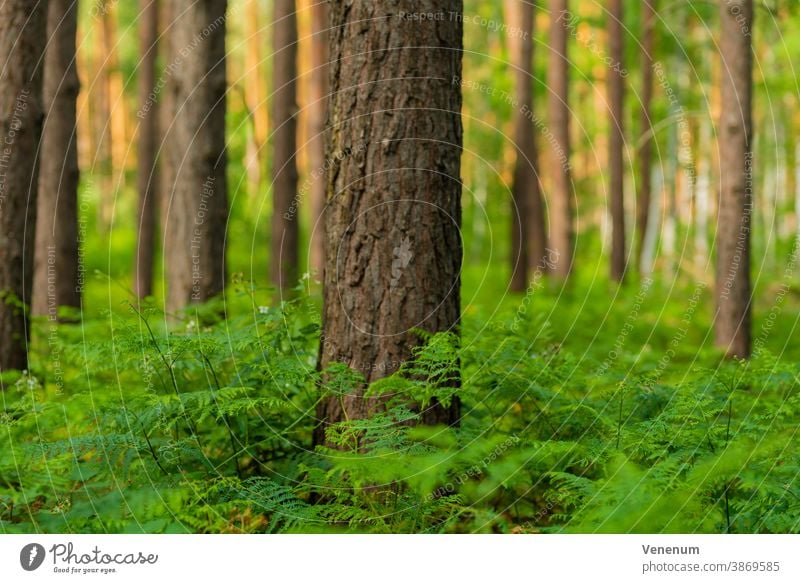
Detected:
left=715, top=0, right=753, bottom=359
left=308, top=0, right=329, bottom=279
left=0, top=0, right=47, bottom=372
left=547, top=0, right=574, bottom=278
left=508, top=0, right=545, bottom=292
left=166, top=0, right=228, bottom=312
left=32, top=0, right=81, bottom=318
left=134, top=0, right=159, bottom=299
left=271, top=0, right=299, bottom=293
left=608, top=0, right=626, bottom=282
left=314, top=0, right=463, bottom=445
left=637, top=1, right=656, bottom=273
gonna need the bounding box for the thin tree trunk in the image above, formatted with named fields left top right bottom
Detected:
left=308, top=0, right=328, bottom=279
left=271, top=0, right=299, bottom=293
left=166, top=0, right=228, bottom=312
left=715, top=0, right=753, bottom=359
left=608, top=0, right=626, bottom=282
left=33, top=0, right=81, bottom=318
left=508, top=0, right=545, bottom=291
left=314, top=0, right=463, bottom=446
left=134, top=0, right=159, bottom=299
left=547, top=0, right=574, bottom=278
left=0, top=0, right=47, bottom=372
left=637, top=1, right=656, bottom=273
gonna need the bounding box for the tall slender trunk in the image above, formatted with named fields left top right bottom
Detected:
left=608, top=0, right=626, bottom=282
left=314, top=0, right=463, bottom=446
left=715, top=0, right=753, bottom=359
left=547, top=0, right=574, bottom=278
left=166, top=0, right=228, bottom=312
left=508, top=0, right=545, bottom=292
left=33, top=0, right=81, bottom=317
left=0, top=1, right=47, bottom=372
left=134, top=0, right=159, bottom=299
left=271, top=0, right=299, bottom=293
left=308, top=0, right=329, bottom=279
left=637, top=1, right=656, bottom=273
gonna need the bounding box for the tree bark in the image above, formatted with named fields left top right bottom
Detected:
left=314, top=0, right=463, bottom=445
left=547, top=0, right=574, bottom=278
left=134, top=0, right=159, bottom=299
left=271, top=0, right=300, bottom=293
left=0, top=0, right=47, bottom=372
left=637, top=0, right=656, bottom=273
left=166, top=0, right=228, bottom=312
left=32, top=0, right=81, bottom=318
left=715, top=0, right=753, bottom=359
left=608, top=0, right=626, bottom=282
left=508, top=0, right=546, bottom=292
left=308, top=0, right=329, bottom=279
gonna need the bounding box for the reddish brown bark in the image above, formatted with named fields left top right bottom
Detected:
left=308, top=0, right=329, bottom=279
left=314, top=0, right=463, bottom=445
left=547, top=0, right=574, bottom=278
left=33, top=0, right=81, bottom=318
left=270, top=0, right=299, bottom=293
left=0, top=1, right=47, bottom=371
left=715, top=0, right=753, bottom=358
left=508, top=0, right=546, bottom=292
left=134, top=0, right=159, bottom=299
left=608, top=0, right=626, bottom=282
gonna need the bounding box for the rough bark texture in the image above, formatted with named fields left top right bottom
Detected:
left=32, top=0, right=80, bottom=318
left=0, top=0, right=47, bottom=372
left=636, top=0, right=656, bottom=272
left=508, top=0, right=546, bottom=292
left=308, top=0, right=329, bottom=279
left=134, top=0, right=159, bottom=299
left=547, top=0, right=574, bottom=278
left=715, top=0, right=753, bottom=359
left=608, top=0, right=626, bottom=282
left=165, top=0, right=228, bottom=312
left=271, top=0, right=299, bottom=293
left=314, top=0, right=463, bottom=445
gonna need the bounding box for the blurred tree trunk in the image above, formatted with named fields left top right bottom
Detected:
left=33, top=0, right=81, bottom=318
left=308, top=0, right=329, bottom=279
left=134, top=0, right=159, bottom=299
left=608, top=0, right=626, bottom=282
left=244, top=0, right=267, bottom=202
left=159, top=0, right=175, bottom=242
left=271, top=0, right=299, bottom=293
left=166, top=0, right=228, bottom=312
left=637, top=1, right=656, bottom=273
left=715, top=0, right=753, bottom=359
left=0, top=1, right=47, bottom=372
left=547, top=0, right=573, bottom=278
left=314, top=0, right=463, bottom=446
left=507, top=0, right=545, bottom=292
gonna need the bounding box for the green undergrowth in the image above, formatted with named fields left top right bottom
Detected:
left=1, top=277, right=799, bottom=533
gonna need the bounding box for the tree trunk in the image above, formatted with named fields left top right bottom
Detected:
left=608, top=0, right=626, bottom=282
left=32, top=0, right=81, bottom=318
left=715, top=0, right=753, bottom=359
left=0, top=0, right=47, bottom=372
left=508, top=0, right=546, bottom=292
left=637, top=1, right=656, bottom=273
left=314, top=0, right=463, bottom=445
left=308, top=0, right=329, bottom=279
left=271, top=0, right=300, bottom=293
left=134, top=0, right=159, bottom=299
left=547, top=0, right=574, bottom=278
left=166, top=0, right=228, bottom=312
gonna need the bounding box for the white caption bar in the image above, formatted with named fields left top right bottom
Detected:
left=1, top=534, right=797, bottom=582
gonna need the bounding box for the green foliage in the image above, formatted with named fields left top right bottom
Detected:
left=3, top=277, right=800, bottom=534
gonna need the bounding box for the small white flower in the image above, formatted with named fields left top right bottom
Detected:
left=258, top=306, right=270, bottom=315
